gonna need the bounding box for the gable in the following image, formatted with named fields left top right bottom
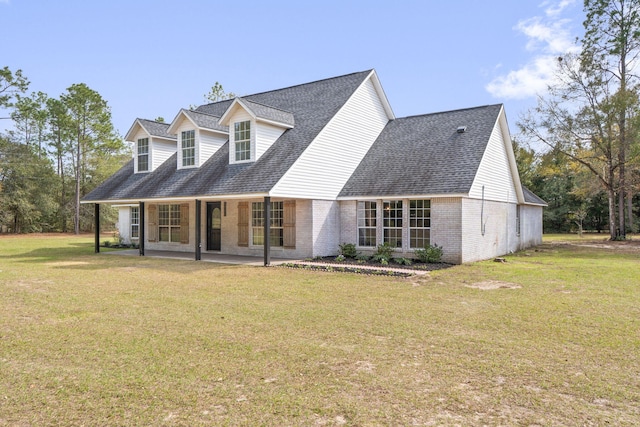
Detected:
left=270, top=74, right=391, bottom=199
left=468, top=109, right=522, bottom=203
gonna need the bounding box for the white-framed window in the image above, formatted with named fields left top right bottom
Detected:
left=181, top=130, right=195, bottom=167
left=383, top=200, right=402, bottom=248
left=234, top=121, right=251, bottom=161
left=137, top=138, right=149, bottom=172
left=251, top=201, right=283, bottom=247
left=409, top=200, right=430, bottom=248
left=131, top=206, right=140, bottom=239
left=158, top=204, right=181, bottom=242
left=357, top=201, right=377, bottom=247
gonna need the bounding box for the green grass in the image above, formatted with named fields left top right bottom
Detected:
left=1, top=234, right=639, bottom=425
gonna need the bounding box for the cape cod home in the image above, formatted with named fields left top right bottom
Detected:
left=82, top=70, right=545, bottom=265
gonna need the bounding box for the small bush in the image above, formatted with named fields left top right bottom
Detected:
left=335, top=254, right=346, bottom=262
left=355, top=253, right=370, bottom=263
left=339, top=243, right=358, bottom=258
left=372, top=242, right=394, bottom=264
left=414, top=243, right=443, bottom=263
left=393, top=257, right=413, bottom=266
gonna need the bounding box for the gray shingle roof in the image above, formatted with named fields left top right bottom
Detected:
left=237, top=98, right=295, bottom=127
left=182, top=109, right=229, bottom=133
left=84, top=70, right=373, bottom=202
left=522, top=186, right=547, bottom=206
left=136, top=119, right=176, bottom=140
left=339, top=104, right=504, bottom=198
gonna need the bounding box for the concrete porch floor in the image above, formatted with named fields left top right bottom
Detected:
left=104, top=249, right=299, bottom=266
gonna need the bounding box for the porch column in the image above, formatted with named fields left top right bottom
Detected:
left=264, top=196, right=271, bottom=266
left=195, top=199, right=202, bottom=261
left=94, top=203, right=100, bottom=253
left=139, top=201, right=145, bottom=256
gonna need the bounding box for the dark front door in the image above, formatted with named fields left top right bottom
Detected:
left=207, top=202, right=222, bottom=251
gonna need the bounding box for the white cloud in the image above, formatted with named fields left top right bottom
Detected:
left=486, top=0, right=580, bottom=99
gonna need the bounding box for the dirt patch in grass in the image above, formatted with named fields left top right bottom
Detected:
left=547, top=238, right=640, bottom=253
left=465, top=280, right=522, bottom=290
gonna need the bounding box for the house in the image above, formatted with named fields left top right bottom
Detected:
left=82, top=70, right=545, bottom=265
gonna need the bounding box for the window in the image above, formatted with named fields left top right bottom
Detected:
left=130, top=206, right=139, bottom=239
left=137, top=138, right=149, bottom=172
left=158, top=204, right=181, bottom=242
left=234, top=121, right=251, bottom=161
left=181, top=130, right=195, bottom=167
left=357, top=201, right=377, bottom=247
left=383, top=200, right=402, bottom=248
left=409, top=200, right=430, bottom=248
left=251, top=201, right=283, bottom=247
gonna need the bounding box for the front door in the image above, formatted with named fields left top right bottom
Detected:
left=207, top=202, right=222, bottom=251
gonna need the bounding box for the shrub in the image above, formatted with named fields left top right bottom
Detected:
left=414, top=243, right=443, bottom=263
left=372, top=242, right=394, bottom=264
left=339, top=243, right=358, bottom=258
left=393, top=257, right=413, bottom=266
left=335, top=254, right=346, bottom=262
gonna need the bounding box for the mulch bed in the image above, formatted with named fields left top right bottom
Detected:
left=280, top=257, right=453, bottom=277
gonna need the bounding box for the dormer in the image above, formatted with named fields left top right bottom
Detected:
left=218, top=98, right=295, bottom=164
left=125, top=119, right=177, bottom=174
left=166, top=109, right=229, bottom=169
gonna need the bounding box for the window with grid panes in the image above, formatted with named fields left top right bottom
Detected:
left=137, top=138, right=149, bottom=172
left=251, top=201, right=283, bottom=246
left=158, top=204, right=181, bottom=242
left=234, top=121, right=251, bottom=161
left=130, top=207, right=139, bottom=238
left=181, top=130, right=195, bottom=166
left=383, top=200, right=402, bottom=248
left=409, top=200, right=430, bottom=248
left=357, top=201, right=377, bottom=247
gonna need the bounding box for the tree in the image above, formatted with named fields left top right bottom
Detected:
left=61, top=83, right=122, bottom=234
left=204, top=81, right=235, bottom=103
left=0, top=66, right=29, bottom=111
left=9, top=91, right=48, bottom=152
left=520, top=0, right=640, bottom=240
left=46, top=97, right=72, bottom=232
left=0, top=136, right=57, bottom=232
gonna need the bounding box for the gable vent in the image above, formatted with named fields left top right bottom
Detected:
left=457, top=126, right=467, bottom=133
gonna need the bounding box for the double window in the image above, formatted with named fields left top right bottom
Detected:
left=234, top=121, right=251, bottom=161
left=251, top=201, right=283, bottom=246
left=181, top=130, right=195, bottom=167
left=158, top=204, right=181, bottom=242
left=130, top=206, right=139, bottom=239
left=137, top=138, right=149, bottom=172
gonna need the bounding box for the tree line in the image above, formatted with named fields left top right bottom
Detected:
left=0, top=68, right=129, bottom=234
left=517, top=0, right=640, bottom=239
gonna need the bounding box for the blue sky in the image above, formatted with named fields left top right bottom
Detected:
left=1, top=0, right=584, bottom=139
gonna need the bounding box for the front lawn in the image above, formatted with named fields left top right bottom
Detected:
left=1, top=234, right=638, bottom=425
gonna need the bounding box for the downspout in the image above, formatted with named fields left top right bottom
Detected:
left=480, top=186, right=486, bottom=236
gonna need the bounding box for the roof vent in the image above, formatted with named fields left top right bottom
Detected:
left=457, top=126, right=467, bottom=133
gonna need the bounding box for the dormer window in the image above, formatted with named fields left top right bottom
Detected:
left=234, top=121, right=251, bottom=161
left=137, top=138, right=149, bottom=172
left=181, top=130, right=195, bottom=167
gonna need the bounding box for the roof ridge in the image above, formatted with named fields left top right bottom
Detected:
left=183, top=109, right=221, bottom=118
left=196, top=69, right=373, bottom=109
left=138, top=118, right=170, bottom=126
left=238, top=98, right=294, bottom=114
left=394, top=103, right=503, bottom=121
